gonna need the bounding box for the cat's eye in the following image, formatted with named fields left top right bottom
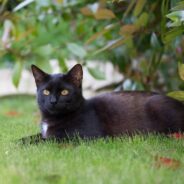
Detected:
left=43, top=89, right=50, bottom=96
left=61, top=89, right=69, bottom=96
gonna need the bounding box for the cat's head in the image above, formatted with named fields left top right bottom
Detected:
left=31, top=64, right=84, bottom=115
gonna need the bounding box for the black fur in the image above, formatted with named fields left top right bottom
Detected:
left=28, top=64, right=184, bottom=142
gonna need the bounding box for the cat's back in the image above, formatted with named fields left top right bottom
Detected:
left=89, top=91, right=158, bottom=126
left=91, top=91, right=184, bottom=112
left=88, top=91, right=184, bottom=135
left=91, top=91, right=158, bottom=109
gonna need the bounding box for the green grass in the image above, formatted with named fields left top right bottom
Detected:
left=0, top=96, right=184, bottom=184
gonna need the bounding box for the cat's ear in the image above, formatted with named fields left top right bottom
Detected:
left=31, top=65, right=49, bottom=87
left=66, top=64, right=83, bottom=87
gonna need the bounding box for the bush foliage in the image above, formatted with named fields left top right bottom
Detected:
left=0, top=0, right=184, bottom=93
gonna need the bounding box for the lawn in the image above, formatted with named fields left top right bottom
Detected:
left=0, top=95, right=183, bottom=184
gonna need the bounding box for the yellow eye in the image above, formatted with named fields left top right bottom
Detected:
left=43, top=89, right=50, bottom=96
left=61, top=89, right=69, bottom=96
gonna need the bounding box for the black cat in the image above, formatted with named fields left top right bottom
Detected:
left=28, top=64, right=184, bottom=142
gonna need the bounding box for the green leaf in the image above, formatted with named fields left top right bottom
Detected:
left=166, top=10, right=184, bottom=27
left=135, top=12, right=149, bottom=27
left=164, top=27, right=183, bottom=43
left=168, top=21, right=182, bottom=27
left=93, top=37, right=129, bottom=55
left=172, top=1, right=184, bottom=11
left=123, top=0, right=136, bottom=18
left=133, top=0, right=146, bottom=17
left=167, top=91, right=184, bottom=101
left=58, top=58, right=68, bottom=72
left=161, top=0, right=170, bottom=41
left=13, top=0, right=35, bottom=12
left=67, top=43, right=87, bottom=59
left=151, top=33, right=161, bottom=49
left=35, top=45, right=53, bottom=58
left=86, top=24, right=117, bottom=44
left=87, top=67, right=105, bottom=80
left=94, top=36, right=132, bottom=55
left=12, top=62, right=23, bottom=88
left=166, top=10, right=184, bottom=22
left=178, top=62, right=184, bottom=81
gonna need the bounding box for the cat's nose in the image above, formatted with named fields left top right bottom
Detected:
left=50, top=96, right=57, bottom=105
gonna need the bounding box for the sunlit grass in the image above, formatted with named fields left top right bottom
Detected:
left=0, top=96, right=183, bottom=184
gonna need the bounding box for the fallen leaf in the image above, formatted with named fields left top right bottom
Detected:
left=155, top=156, right=181, bottom=169
left=168, top=132, right=184, bottom=139
left=5, top=111, right=21, bottom=117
